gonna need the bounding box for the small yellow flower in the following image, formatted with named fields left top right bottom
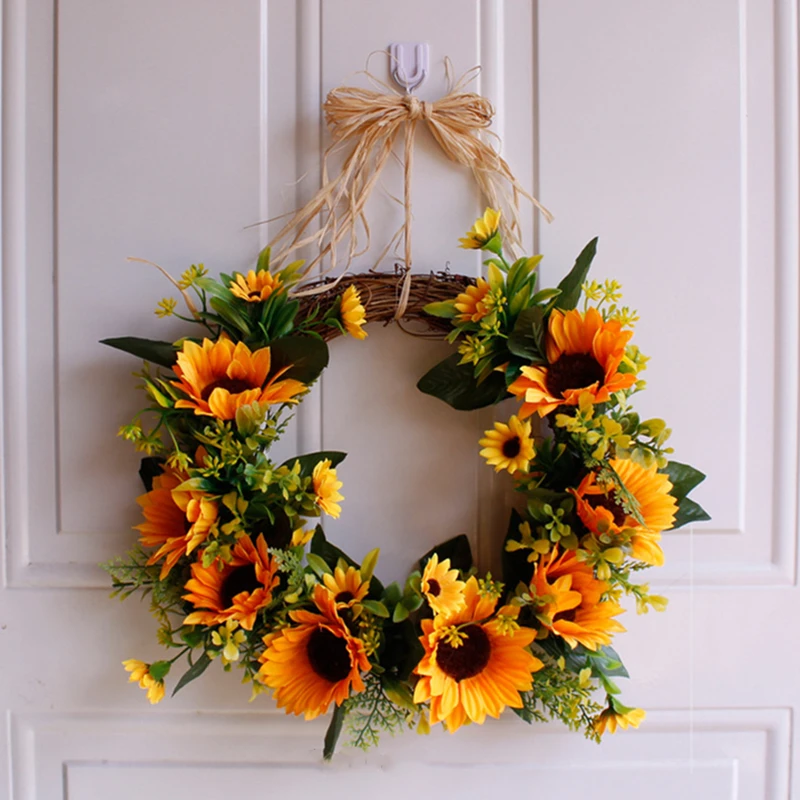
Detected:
left=479, top=415, right=536, bottom=475
left=291, top=526, right=314, bottom=547
left=312, top=460, right=344, bottom=519
left=229, top=269, right=283, bottom=303
left=594, top=701, right=646, bottom=735
left=421, top=553, right=466, bottom=616
left=211, top=619, right=247, bottom=663
left=454, top=278, right=492, bottom=324
left=340, top=285, right=368, bottom=339
left=155, top=298, right=177, bottom=318
left=122, top=659, right=166, bottom=705
left=323, top=565, right=370, bottom=607
left=459, top=208, right=501, bottom=250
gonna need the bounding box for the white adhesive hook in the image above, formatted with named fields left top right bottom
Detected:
left=388, top=42, right=429, bottom=93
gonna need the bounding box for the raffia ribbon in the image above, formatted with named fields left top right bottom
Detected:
left=268, top=65, right=552, bottom=317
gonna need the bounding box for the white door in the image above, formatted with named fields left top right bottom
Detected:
left=1, top=1, right=796, bottom=798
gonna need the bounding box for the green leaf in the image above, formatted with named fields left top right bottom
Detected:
left=672, top=497, right=711, bottom=529
left=209, top=296, right=253, bottom=336
left=530, top=287, right=562, bottom=305
left=149, top=660, right=171, bottom=681
left=507, top=306, right=546, bottom=362
left=419, top=534, right=473, bottom=574
left=171, top=652, right=212, bottom=697
left=139, top=457, right=165, bottom=492
left=323, top=703, right=346, bottom=761
left=662, top=461, right=707, bottom=503
left=392, top=603, right=410, bottom=623
left=256, top=245, right=272, bottom=273
left=281, top=451, right=346, bottom=476
left=361, top=599, right=390, bottom=618
left=555, top=237, right=598, bottom=311
left=269, top=335, right=329, bottom=384
left=360, top=548, right=380, bottom=582
left=310, top=526, right=359, bottom=570
left=417, top=353, right=509, bottom=410
left=100, top=336, right=177, bottom=368
left=306, top=552, right=332, bottom=578
left=179, top=627, right=205, bottom=648
left=422, top=300, right=458, bottom=319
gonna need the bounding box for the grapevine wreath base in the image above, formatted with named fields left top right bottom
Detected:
left=104, top=211, right=708, bottom=758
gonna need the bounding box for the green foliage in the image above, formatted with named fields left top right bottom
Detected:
left=417, top=353, right=509, bottom=410
left=340, top=673, right=412, bottom=753
left=100, top=336, right=177, bottom=367
left=554, top=237, right=598, bottom=311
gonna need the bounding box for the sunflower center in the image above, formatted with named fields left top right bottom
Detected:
left=546, top=354, right=605, bottom=398
left=220, top=564, right=261, bottom=608
left=307, top=628, right=352, bottom=683
left=553, top=607, right=578, bottom=623
left=247, top=291, right=262, bottom=300
left=436, top=624, right=491, bottom=682
left=586, top=492, right=627, bottom=527
left=201, top=377, right=255, bottom=400
left=335, top=591, right=355, bottom=604
left=502, top=437, right=522, bottom=458
left=426, top=579, right=441, bottom=597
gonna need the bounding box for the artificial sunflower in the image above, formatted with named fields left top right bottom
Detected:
left=508, top=307, right=637, bottom=418
left=454, top=277, right=492, bottom=323
left=312, top=459, right=343, bottom=519
left=323, top=565, right=370, bottom=608
left=122, top=659, right=165, bottom=704
left=571, top=458, right=677, bottom=567
left=530, top=548, right=625, bottom=650
left=413, top=577, right=542, bottom=732
left=171, top=337, right=306, bottom=420
left=183, top=534, right=280, bottom=630
left=458, top=208, right=501, bottom=250
left=135, top=466, right=218, bottom=579
left=229, top=269, right=283, bottom=302
left=340, top=285, right=368, bottom=340
left=479, top=414, right=536, bottom=475
left=420, top=553, right=466, bottom=616
left=593, top=699, right=646, bottom=735
left=258, top=584, right=370, bottom=719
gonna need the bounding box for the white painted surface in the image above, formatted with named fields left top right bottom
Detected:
left=1, top=1, right=797, bottom=798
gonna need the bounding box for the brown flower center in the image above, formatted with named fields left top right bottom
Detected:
left=586, top=492, right=627, bottom=527
left=220, top=564, right=261, bottom=608
left=201, top=377, right=255, bottom=400
left=247, top=291, right=262, bottom=300
left=546, top=353, right=605, bottom=398
left=307, top=628, right=352, bottom=683
left=426, top=579, right=441, bottom=597
left=553, top=607, right=578, bottom=623
left=335, top=591, right=355, bottom=604
left=436, top=624, right=491, bottom=682
left=502, top=436, right=522, bottom=458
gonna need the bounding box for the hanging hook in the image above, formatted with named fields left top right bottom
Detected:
left=388, top=42, right=429, bottom=93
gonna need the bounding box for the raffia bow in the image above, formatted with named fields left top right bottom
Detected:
left=268, top=65, right=552, bottom=316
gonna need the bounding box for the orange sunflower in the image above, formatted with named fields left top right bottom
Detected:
left=258, top=584, right=370, bottom=719
left=413, top=577, right=542, bottom=732
left=135, top=466, right=218, bottom=579
left=571, top=458, right=677, bottom=566
left=183, top=534, right=280, bottom=630
left=530, top=548, right=625, bottom=651
left=171, top=337, right=306, bottom=420
left=508, top=307, right=636, bottom=418
left=229, top=269, right=283, bottom=302
left=454, top=277, right=492, bottom=324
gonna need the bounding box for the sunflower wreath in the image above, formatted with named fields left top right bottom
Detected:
left=103, top=208, right=709, bottom=758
